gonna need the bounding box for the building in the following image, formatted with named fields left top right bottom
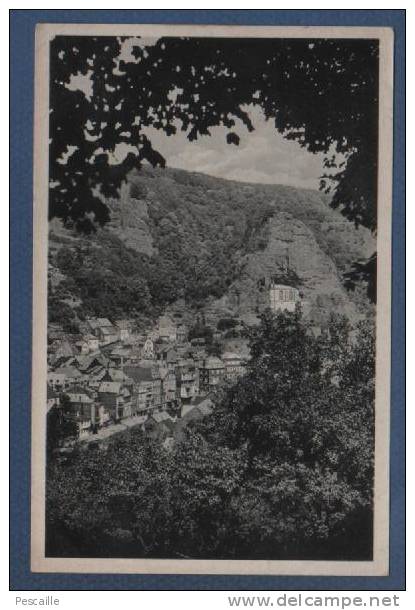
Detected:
left=87, top=317, right=113, bottom=336
left=151, top=368, right=164, bottom=411
left=84, top=333, right=100, bottom=352
left=65, top=385, right=97, bottom=438
left=97, top=381, right=132, bottom=421
left=47, top=386, right=60, bottom=411
left=75, top=339, right=90, bottom=356
left=109, top=345, right=131, bottom=368
left=222, top=351, right=247, bottom=382
left=51, top=339, right=75, bottom=363
left=76, top=352, right=109, bottom=375
left=198, top=357, right=225, bottom=394
left=142, top=337, right=155, bottom=359
left=269, top=282, right=300, bottom=313
left=115, top=320, right=133, bottom=343
left=124, top=365, right=155, bottom=415
left=50, top=365, right=83, bottom=389
left=144, top=411, right=176, bottom=441
left=176, top=324, right=188, bottom=343
left=98, top=325, right=119, bottom=345
left=158, top=315, right=177, bottom=342
left=181, top=395, right=214, bottom=421
left=175, top=359, right=199, bottom=405
left=158, top=348, right=178, bottom=372
left=159, top=367, right=177, bottom=410
left=47, top=372, right=67, bottom=392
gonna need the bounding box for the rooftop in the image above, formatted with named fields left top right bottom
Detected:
left=151, top=411, right=174, bottom=424
left=54, top=365, right=82, bottom=378
left=98, top=381, right=122, bottom=394
left=201, top=357, right=225, bottom=370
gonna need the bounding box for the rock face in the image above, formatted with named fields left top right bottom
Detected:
left=106, top=182, right=155, bottom=257
left=217, top=212, right=358, bottom=325
left=52, top=166, right=374, bottom=326
left=104, top=167, right=375, bottom=325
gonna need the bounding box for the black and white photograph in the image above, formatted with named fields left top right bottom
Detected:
left=31, top=24, right=393, bottom=575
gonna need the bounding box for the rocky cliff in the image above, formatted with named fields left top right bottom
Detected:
left=49, top=165, right=375, bottom=327
left=113, top=167, right=375, bottom=325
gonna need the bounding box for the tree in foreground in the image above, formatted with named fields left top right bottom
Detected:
left=50, top=36, right=378, bottom=297
left=46, top=309, right=374, bottom=560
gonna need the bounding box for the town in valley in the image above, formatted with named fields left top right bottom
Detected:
left=47, top=275, right=302, bottom=449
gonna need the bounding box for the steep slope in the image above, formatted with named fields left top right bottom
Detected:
left=49, top=166, right=375, bottom=327
left=213, top=212, right=358, bottom=325
left=121, top=166, right=374, bottom=324
left=124, top=166, right=374, bottom=274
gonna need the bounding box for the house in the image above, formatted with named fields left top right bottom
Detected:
left=158, top=348, right=178, bottom=372
left=75, top=333, right=99, bottom=355
left=175, top=359, right=199, bottom=405
left=87, top=317, right=113, bottom=336
left=84, top=333, right=100, bottom=352
left=97, top=381, right=131, bottom=421
left=66, top=384, right=95, bottom=408
left=47, top=372, right=67, bottom=392
left=176, top=324, right=188, bottom=343
left=94, top=404, right=112, bottom=428
left=181, top=395, right=214, bottom=420
left=115, top=319, right=133, bottom=342
left=109, top=345, right=131, bottom=368
left=124, top=365, right=154, bottom=415
left=47, top=386, right=60, bottom=411
left=158, top=315, right=177, bottom=342
left=75, top=339, right=90, bottom=356
left=65, top=385, right=97, bottom=438
left=101, top=367, right=133, bottom=385
left=151, top=368, right=164, bottom=411
left=142, top=337, right=155, bottom=360
left=51, top=365, right=83, bottom=389
left=52, top=339, right=76, bottom=362
left=222, top=351, right=246, bottom=381
left=98, top=325, right=119, bottom=345
left=144, top=411, right=175, bottom=441
left=198, top=357, right=225, bottom=393
left=76, top=352, right=109, bottom=374
left=87, top=366, right=107, bottom=390
left=269, top=282, right=300, bottom=313
left=159, top=367, right=177, bottom=410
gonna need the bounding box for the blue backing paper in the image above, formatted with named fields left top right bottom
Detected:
left=10, top=9, right=405, bottom=591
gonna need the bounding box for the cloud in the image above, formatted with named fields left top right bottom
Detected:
left=142, top=107, right=326, bottom=190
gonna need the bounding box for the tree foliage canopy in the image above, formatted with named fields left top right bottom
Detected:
left=50, top=36, right=378, bottom=232
left=47, top=310, right=375, bottom=560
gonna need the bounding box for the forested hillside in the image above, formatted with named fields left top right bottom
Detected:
left=48, top=166, right=375, bottom=330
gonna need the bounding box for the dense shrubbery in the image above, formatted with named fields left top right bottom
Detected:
left=46, top=309, right=374, bottom=560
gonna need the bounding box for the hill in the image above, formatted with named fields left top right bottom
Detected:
left=48, top=166, right=375, bottom=330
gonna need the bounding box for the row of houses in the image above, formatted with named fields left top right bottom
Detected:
left=48, top=380, right=214, bottom=444
left=47, top=356, right=246, bottom=442
left=47, top=311, right=248, bottom=442
left=49, top=315, right=189, bottom=353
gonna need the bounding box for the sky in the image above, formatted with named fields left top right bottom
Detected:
left=68, top=37, right=327, bottom=191
left=123, top=37, right=327, bottom=190
left=140, top=106, right=326, bottom=190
